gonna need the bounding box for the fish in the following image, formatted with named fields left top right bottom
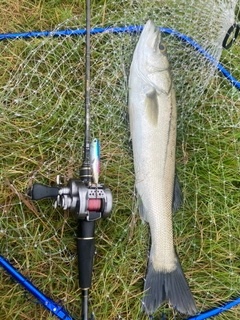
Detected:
left=128, top=20, right=197, bottom=316
left=90, top=138, right=100, bottom=184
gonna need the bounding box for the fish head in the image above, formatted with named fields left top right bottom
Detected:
left=140, top=20, right=169, bottom=70
left=134, top=20, right=171, bottom=93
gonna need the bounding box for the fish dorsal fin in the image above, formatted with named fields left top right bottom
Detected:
left=144, top=85, right=158, bottom=126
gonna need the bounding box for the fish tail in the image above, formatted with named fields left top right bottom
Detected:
left=142, top=253, right=197, bottom=316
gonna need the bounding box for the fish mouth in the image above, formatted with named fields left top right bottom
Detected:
left=142, top=20, right=161, bottom=51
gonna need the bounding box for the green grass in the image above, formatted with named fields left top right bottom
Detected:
left=0, top=1, right=240, bottom=319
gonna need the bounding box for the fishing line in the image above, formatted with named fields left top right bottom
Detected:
left=0, top=25, right=239, bottom=89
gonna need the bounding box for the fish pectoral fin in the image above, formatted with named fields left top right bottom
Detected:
left=143, top=83, right=156, bottom=98
left=144, top=88, right=159, bottom=126
left=172, top=173, right=182, bottom=213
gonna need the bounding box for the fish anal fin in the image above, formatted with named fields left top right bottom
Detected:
left=137, top=195, right=149, bottom=223
left=172, top=173, right=182, bottom=213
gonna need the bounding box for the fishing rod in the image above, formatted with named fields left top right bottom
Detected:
left=28, top=0, right=113, bottom=319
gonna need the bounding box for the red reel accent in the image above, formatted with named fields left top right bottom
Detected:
left=88, top=199, right=101, bottom=211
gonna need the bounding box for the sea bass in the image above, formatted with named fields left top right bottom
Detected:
left=128, top=20, right=197, bottom=315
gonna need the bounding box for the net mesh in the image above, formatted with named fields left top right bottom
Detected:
left=0, top=1, right=240, bottom=319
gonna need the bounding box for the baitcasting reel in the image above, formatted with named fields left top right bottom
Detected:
left=28, top=176, right=112, bottom=221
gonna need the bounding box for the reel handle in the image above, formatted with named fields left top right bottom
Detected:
left=28, top=183, right=59, bottom=200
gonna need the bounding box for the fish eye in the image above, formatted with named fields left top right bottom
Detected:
left=159, top=43, right=166, bottom=52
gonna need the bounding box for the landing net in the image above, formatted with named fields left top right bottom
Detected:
left=0, top=1, right=239, bottom=319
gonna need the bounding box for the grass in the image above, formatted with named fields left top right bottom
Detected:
left=0, top=0, right=240, bottom=319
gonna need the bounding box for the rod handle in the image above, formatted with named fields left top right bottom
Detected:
left=77, top=221, right=95, bottom=289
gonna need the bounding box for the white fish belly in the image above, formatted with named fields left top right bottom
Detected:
left=130, top=83, right=177, bottom=273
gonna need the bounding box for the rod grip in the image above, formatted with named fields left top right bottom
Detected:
left=77, top=221, right=95, bottom=289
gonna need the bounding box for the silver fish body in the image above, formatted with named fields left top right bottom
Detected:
left=128, top=20, right=197, bottom=315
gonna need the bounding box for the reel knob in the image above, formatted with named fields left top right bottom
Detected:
left=28, top=183, right=59, bottom=200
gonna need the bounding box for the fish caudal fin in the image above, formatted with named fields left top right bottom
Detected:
left=142, top=255, right=197, bottom=316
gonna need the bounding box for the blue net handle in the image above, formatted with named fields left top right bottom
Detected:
left=0, top=255, right=74, bottom=320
